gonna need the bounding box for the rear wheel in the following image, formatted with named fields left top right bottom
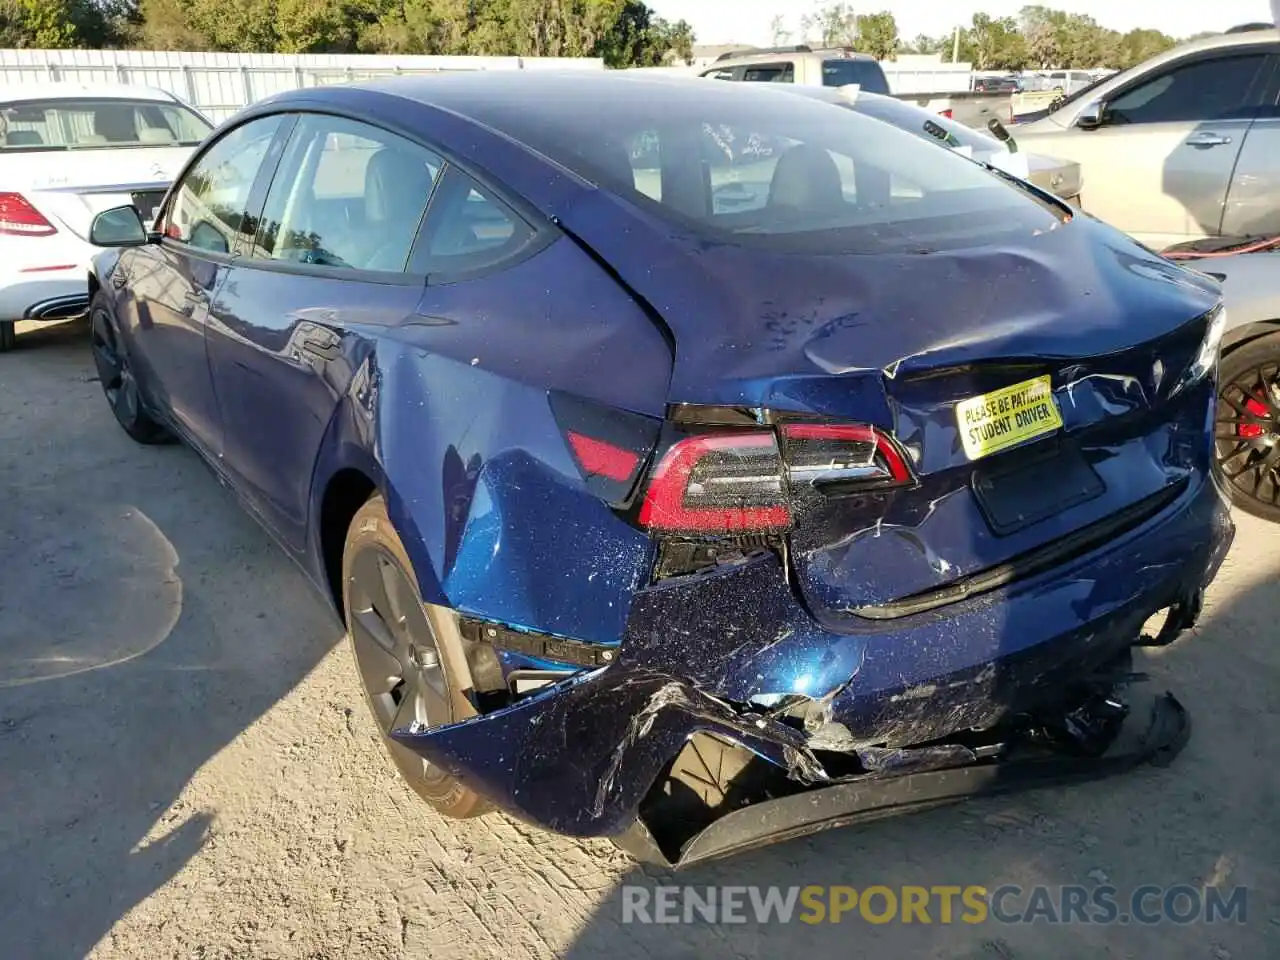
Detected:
left=1215, top=331, right=1280, bottom=522
left=341, top=495, right=489, bottom=818
left=0, top=321, right=15, bottom=352
left=90, top=292, right=170, bottom=444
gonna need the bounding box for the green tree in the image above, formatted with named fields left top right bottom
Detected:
left=768, top=12, right=790, bottom=45
left=1113, top=28, right=1174, bottom=68
left=595, top=0, right=691, bottom=66
left=1019, top=4, right=1062, bottom=67
left=1, top=0, right=111, bottom=47
left=801, top=2, right=856, bottom=47
left=902, top=32, right=944, bottom=55
left=965, top=13, right=1028, bottom=69
left=855, top=11, right=897, bottom=60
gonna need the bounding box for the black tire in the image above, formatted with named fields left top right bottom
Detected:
left=89, top=291, right=170, bottom=444
left=0, top=320, right=15, bottom=352
left=341, top=495, right=489, bottom=818
left=1215, top=330, right=1280, bottom=522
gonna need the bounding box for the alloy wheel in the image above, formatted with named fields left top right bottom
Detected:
left=91, top=307, right=140, bottom=425
left=1215, top=360, right=1280, bottom=509
left=347, top=546, right=453, bottom=784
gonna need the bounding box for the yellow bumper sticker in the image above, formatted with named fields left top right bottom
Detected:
left=956, top=374, right=1062, bottom=461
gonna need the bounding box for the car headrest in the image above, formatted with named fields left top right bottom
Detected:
left=138, top=127, right=176, bottom=145
left=364, top=147, right=435, bottom=223
left=767, top=143, right=844, bottom=212
left=4, top=130, right=44, bottom=146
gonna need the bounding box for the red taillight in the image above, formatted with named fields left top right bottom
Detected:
left=566, top=430, right=641, bottom=482
left=939, top=108, right=954, bottom=119
left=638, top=422, right=912, bottom=535
left=639, top=432, right=790, bottom=534
left=0, top=193, right=56, bottom=236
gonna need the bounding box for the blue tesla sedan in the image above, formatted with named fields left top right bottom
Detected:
left=86, top=73, right=1234, bottom=867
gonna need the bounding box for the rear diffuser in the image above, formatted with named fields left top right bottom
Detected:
left=615, top=689, right=1189, bottom=869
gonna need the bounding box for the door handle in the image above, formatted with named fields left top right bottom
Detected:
left=295, top=322, right=342, bottom=362
left=1185, top=132, right=1233, bottom=147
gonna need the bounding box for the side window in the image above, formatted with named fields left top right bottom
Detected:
left=253, top=115, right=442, bottom=272
left=701, top=67, right=739, bottom=81
left=742, top=63, right=794, bottom=83
left=165, top=115, right=283, bottom=255
left=417, top=167, right=536, bottom=275
left=1105, top=54, right=1268, bottom=124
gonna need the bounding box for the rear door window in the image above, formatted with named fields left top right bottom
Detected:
left=1105, top=54, right=1268, bottom=124
left=251, top=115, right=443, bottom=273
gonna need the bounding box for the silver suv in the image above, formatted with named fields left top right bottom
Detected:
left=699, top=45, right=892, bottom=95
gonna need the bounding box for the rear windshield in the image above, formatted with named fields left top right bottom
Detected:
left=494, top=85, right=1065, bottom=255
left=821, top=58, right=890, bottom=94
left=0, top=98, right=212, bottom=152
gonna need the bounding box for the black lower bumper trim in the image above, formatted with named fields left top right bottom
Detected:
left=614, top=689, right=1190, bottom=869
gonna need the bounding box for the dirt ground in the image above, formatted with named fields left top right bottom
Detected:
left=2, top=318, right=1277, bottom=960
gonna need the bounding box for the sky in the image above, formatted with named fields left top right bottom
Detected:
left=649, top=0, right=1276, bottom=47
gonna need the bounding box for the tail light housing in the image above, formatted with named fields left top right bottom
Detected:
left=639, top=421, right=912, bottom=535
left=938, top=108, right=955, bottom=120
left=0, top=193, right=56, bottom=236
left=639, top=432, right=790, bottom=534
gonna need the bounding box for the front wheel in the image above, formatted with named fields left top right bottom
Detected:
left=89, top=291, right=170, bottom=444
left=1215, top=331, right=1280, bottom=522
left=0, top=320, right=15, bottom=352
left=342, top=495, right=489, bottom=818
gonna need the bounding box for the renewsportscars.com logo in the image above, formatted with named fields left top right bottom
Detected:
left=620, top=884, right=1248, bottom=926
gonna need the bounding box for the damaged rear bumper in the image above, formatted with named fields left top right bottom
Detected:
left=613, top=689, right=1190, bottom=868
left=392, top=473, right=1232, bottom=855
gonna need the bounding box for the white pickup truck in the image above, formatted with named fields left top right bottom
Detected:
left=700, top=45, right=1016, bottom=129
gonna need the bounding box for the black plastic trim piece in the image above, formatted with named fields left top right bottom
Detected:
left=458, top=618, right=616, bottom=668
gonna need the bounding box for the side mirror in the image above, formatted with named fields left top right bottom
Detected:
left=90, top=205, right=149, bottom=247
left=1075, top=100, right=1104, bottom=130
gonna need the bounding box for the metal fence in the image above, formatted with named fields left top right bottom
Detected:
left=0, top=49, right=606, bottom=121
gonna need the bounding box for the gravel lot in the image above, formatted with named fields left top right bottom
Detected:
left=2, top=317, right=1278, bottom=960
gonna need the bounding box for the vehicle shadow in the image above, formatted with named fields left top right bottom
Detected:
left=0, top=320, right=342, bottom=960
left=562, top=516, right=1278, bottom=959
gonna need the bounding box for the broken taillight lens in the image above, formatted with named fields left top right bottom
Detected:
left=639, top=431, right=790, bottom=534
left=639, top=422, right=912, bottom=535
left=780, top=423, right=911, bottom=493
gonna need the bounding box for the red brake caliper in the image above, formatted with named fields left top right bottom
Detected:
left=1238, top=396, right=1269, bottom=439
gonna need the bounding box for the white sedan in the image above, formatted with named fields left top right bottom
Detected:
left=0, top=82, right=213, bottom=351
